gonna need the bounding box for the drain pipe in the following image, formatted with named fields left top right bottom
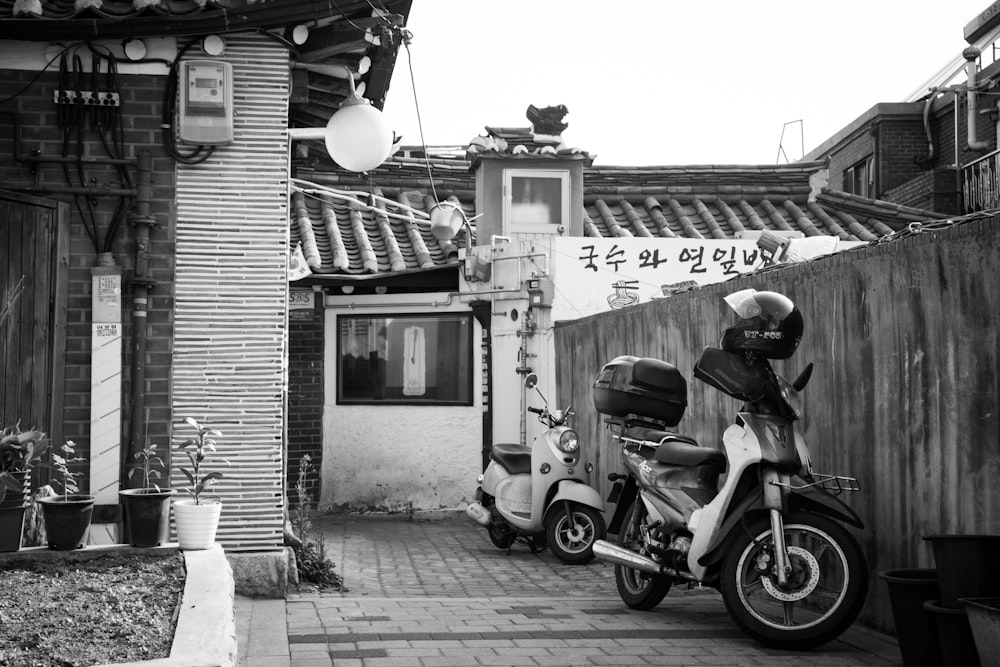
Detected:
left=964, top=47, right=991, bottom=152
left=125, top=151, right=157, bottom=487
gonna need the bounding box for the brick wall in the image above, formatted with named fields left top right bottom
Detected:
left=0, top=68, right=175, bottom=486
left=287, top=296, right=324, bottom=506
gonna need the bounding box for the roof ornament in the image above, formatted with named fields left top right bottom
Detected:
left=527, top=104, right=569, bottom=140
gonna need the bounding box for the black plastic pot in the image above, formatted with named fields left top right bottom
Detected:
left=924, top=598, right=981, bottom=667
left=878, top=568, right=945, bottom=667
left=0, top=506, right=25, bottom=552
left=924, top=534, right=1000, bottom=608
left=120, top=488, right=176, bottom=547
left=963, top=598, right=1000, bottom=667
left=37, top=495, right=95, bottom=550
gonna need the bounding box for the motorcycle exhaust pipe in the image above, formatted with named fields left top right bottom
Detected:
left=466, top=502, right=491, bottom=526
left=593, top=539, right=664, bottom=575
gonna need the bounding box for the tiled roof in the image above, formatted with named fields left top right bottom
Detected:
left=0, top=0, right=413, bottom=121
left=290, top=129, right=950, bottom=280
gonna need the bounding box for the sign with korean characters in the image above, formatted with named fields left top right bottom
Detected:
left=551, top=238, right=766, bottom=321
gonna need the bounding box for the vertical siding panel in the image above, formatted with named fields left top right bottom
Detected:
left=556, top=216, right=1000, bottom=634
left=170, top=35, right=289, bottom=551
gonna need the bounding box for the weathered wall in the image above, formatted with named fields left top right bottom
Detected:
left=554, top=215, right=1000, bottom=634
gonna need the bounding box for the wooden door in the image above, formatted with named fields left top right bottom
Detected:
left=0, top=190, right=69, bottom=446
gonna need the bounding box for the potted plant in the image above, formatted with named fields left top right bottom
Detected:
left=173, top=417, right=229, bottom=550
left=36, top=440, right=95, bottom=550
left=119, top=443, right=176, bottom=548
left=0, top=423, right=49, bottom=552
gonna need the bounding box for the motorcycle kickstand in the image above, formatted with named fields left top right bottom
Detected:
left=769, top=509, right=792, bottom=588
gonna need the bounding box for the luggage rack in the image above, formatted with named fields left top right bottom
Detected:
left=770, top=473, right=861, bottom=495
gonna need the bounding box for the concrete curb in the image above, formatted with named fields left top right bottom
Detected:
left=98, top=544, right=237, bottom=667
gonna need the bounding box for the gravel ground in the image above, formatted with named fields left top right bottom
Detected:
left=0, top=552, right=184, bottom=667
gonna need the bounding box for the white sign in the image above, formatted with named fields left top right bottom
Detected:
left=551, top=238, right=766, bottom=321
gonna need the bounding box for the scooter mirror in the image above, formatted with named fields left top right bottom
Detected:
left=525, top=373, right=538, bottom=389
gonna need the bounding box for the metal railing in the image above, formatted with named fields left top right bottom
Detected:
left=962, top=148, right=1000, bottom=212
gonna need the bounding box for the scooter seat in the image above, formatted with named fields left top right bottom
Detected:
left=490, top=443, right=532, bottom=475
left=626, top=426, right=726, bottom=471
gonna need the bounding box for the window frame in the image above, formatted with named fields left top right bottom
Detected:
left=336, top=312, right=475, bottom=407
left=503, top=168, right=570, bottom=232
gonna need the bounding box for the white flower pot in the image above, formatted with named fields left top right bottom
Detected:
left=173, top=498, right=222, bottom=550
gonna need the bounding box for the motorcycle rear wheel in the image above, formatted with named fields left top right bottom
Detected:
left=614, top=498, right=673, bottom=610
left=720, top=510, right=868, bottom=650
left=546, top=504, right=605, bottom=564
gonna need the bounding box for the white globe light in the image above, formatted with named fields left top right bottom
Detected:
left=324, top=102, right=394, bottom=173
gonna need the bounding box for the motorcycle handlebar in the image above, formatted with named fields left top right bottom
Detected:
left=528, top=406, right=544, bottom=415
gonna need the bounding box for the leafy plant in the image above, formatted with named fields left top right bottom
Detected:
left=128, top=442, right=165, bottom=491
left=177, top=417, right=229, bottom=505
left=290, top=454, right=345, bottom=591
left=0, top=423, right=48, bottom=504
left=51, top=440, right=87, bottom=501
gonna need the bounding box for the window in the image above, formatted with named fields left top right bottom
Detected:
left=337, top=314, right=473, bottom=405
left=504, top=169, right=569, bottom=230
left=845, top=157, right=874, bottom=198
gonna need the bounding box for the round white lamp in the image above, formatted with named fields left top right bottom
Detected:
left=325, top=75, right=394, bottom=173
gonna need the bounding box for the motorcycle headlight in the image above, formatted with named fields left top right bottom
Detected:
left=558, top=430, right=579, bottom=453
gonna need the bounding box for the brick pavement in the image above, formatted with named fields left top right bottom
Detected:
left=236, top=513, right=901, bottom=667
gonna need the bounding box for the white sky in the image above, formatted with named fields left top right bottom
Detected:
left=381, top=0, right=992, bottom=166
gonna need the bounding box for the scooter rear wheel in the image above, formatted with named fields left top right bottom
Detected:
left=614, top=498, right=672, bottom=610
left=546, top=504, right=605, bottom=564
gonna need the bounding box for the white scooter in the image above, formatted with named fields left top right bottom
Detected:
left=466, top=374, right=606, bottom=564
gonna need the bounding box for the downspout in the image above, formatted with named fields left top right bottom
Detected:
left=922, top=95, right=935, bottom=165
left=125, top=151, right=157, bottom=487
left=964, top=47, right=991, bottom=152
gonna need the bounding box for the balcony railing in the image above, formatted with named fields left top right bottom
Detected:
left=963, top=148, right=1000, bottom=212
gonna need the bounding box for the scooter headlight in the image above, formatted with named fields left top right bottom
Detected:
left=558, top=429, right=579, bottom=453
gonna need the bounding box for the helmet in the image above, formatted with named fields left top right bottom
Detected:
left=721, top=290, right=802, bottom=359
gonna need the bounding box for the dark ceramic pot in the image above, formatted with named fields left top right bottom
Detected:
left=37, top=494, right=95, bottom=550
left=120, top=488, right=176, bottom=547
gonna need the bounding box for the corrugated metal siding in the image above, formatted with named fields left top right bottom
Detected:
left=554, top=216, right=1000, bottom=634
left=170, top=35, right=289, bottom=551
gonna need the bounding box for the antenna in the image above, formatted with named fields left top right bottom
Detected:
left=776, top=119, right=804, bottom=164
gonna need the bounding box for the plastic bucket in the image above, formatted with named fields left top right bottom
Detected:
left=878, top=569, right=945, bottom=667
left=963, top=598, right=1000, bottom=667
left=924, top=535, right=1000, bottom=608
left=923, top=598, right=981, bottom=667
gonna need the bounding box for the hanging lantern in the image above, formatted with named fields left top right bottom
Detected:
left=324, top=75, right=394, bottom=173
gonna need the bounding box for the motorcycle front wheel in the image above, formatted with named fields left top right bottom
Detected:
left=545, top=504, right=605, bottom=564
left=720, top=510, right=868, bottom=650
left=614, top=498, right=673, bottom=610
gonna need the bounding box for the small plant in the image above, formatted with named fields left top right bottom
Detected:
left=51, top=440, right=86, bottom=500
left=128, top=442, right=165, bottom=491
left=177, top=417, right=229, bottom=505
left=290, top=455, right=346, bottom=591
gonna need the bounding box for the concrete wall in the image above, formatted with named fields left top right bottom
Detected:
left=320, top=293, right=483, bottom=512
left=554, top=215, right=1000, bottom=634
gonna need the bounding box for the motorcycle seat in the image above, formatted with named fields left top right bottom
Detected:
left=490, top=443, right=532, bottom=475
left=626, top=426, right=726, bottom=471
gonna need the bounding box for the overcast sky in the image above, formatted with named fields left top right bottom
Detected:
left=381, top=0, right=992, bottom=166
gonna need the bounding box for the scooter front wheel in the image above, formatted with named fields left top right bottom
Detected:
left=545, top=504, right=605, bottom=564
left=720, top=510, right=868, bottom=650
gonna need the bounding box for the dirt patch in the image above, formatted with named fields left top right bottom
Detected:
left=0, top=552, right=185, bottom=667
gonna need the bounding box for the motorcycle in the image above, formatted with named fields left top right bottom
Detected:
left=591, top=289, right=868, bottom=650
left=466, top=373, right=606, bottom=564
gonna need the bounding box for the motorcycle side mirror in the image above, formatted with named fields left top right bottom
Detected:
left=792, top=363, right=814, bottom=391
left=525, top=373, right=538, bottom=389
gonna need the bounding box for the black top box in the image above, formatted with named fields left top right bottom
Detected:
left=592, top=355, right=687, bottom=426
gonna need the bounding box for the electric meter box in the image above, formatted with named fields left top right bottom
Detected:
left=177, top=60, right=233, bottom=145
